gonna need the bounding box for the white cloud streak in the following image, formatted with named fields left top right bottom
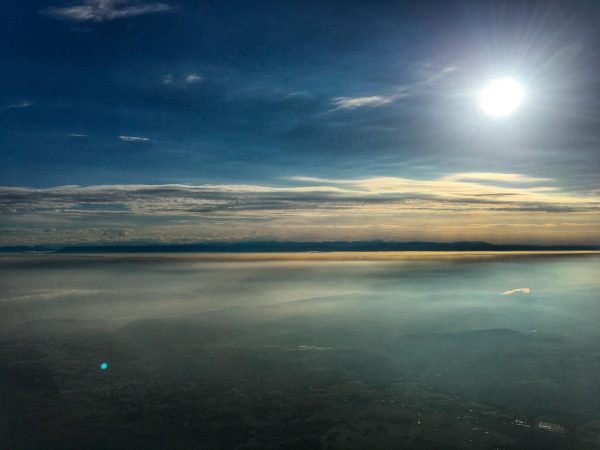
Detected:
left=3, top=100, right=32, bottom=110
left=332, top=95, right=395, bottom=110
left=331, top=65, right=455, bottom=111
left=161, top=73, right=204, bottom=87
left=184, top=73, right=203, bottom=84
left=43, top=0, right=173, bottom=22
left=118, top=135, right=151, bottom=142
left=444, top=173, right=553, bottom=184
left=502, top=288, right=531, bottom=295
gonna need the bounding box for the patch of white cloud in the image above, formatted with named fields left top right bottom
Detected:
left=43, top=0, right=173, bottom=22
left=118, top=135, right=151, bottom=142
left=332, top=95, right=394, bottom=110
left=4, top=100, right=32, bottom=110
left=502, top=288, right=531, bottom=295
left=184, top=73, right=203, bottom=84
left=161, top=72, right=204, bottom=87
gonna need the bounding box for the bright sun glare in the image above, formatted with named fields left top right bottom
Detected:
left=479, top=78, right=524, bottom=118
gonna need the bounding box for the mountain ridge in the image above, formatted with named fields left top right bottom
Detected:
left=1, top=241, right=598, bottom=253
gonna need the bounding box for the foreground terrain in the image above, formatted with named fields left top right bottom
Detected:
left=1, top=252, right=600, bottom=449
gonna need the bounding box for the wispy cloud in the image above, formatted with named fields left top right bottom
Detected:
left=3, top=100, right=32, bottom=110
left=184, top=73, right=203, bottom=84
left=5, top=289, right=103, bottom=302
left=331, top=65, right=455, bottom=111
left=444, top=173, right=552, bottom=184
left=502, top=288, right=531, bottom=295
left=332, top=95, right=395, bottom=110
left=68, top=133, right=88, bottom=137
left=161, top=72, right=204, bottom=87
left=290, top=345, right=333, bottom=351
left=287, top=173, right=591, bottom=207
left=43, top=0, right=173, bottom=22
left=118, top=135, right=151, bottom=142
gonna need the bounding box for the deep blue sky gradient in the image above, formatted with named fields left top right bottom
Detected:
left=1, top=0, right=599, bottom=189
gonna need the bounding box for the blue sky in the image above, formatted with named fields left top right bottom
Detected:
left=1, top=0, right=599, bottom=245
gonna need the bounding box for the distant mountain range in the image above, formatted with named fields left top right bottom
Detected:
left=0, top=241, right=598, bottom=253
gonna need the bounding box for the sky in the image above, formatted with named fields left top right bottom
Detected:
left=1, top=0, right=599, bottom=245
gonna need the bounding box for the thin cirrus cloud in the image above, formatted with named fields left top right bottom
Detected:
left=3, top=100, right=32, bottom=110
left=42, top=0, right=174, bottom=22
left=332, top=95, right=395, bottom=110
left=443, top=173, right=553, bottom=184
left=162, top=73, right=204, bottom=86
left=118, top=135, right=151, bottom=142
left=331, top=65, right=455, bottom=111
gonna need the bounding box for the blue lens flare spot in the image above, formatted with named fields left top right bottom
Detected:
left=100, top=362, right=108, bottom=370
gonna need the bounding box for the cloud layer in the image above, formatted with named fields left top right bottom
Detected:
left=1, top=172, right=598, bottom=245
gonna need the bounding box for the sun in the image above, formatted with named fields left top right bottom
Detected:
left=479, top=78, right=524, bottom=118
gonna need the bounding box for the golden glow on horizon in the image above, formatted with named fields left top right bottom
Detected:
left=2, top=171, right=599, bottom=246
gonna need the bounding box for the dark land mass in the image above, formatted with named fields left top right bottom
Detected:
left=0, top=240, right=598, bottom=253
left=2, top=311, right=600, bottom=449
left=2, top=253, right=600, bottom=449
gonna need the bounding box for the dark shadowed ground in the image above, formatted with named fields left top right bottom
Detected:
left=1, top=252, right=600, bottom=449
